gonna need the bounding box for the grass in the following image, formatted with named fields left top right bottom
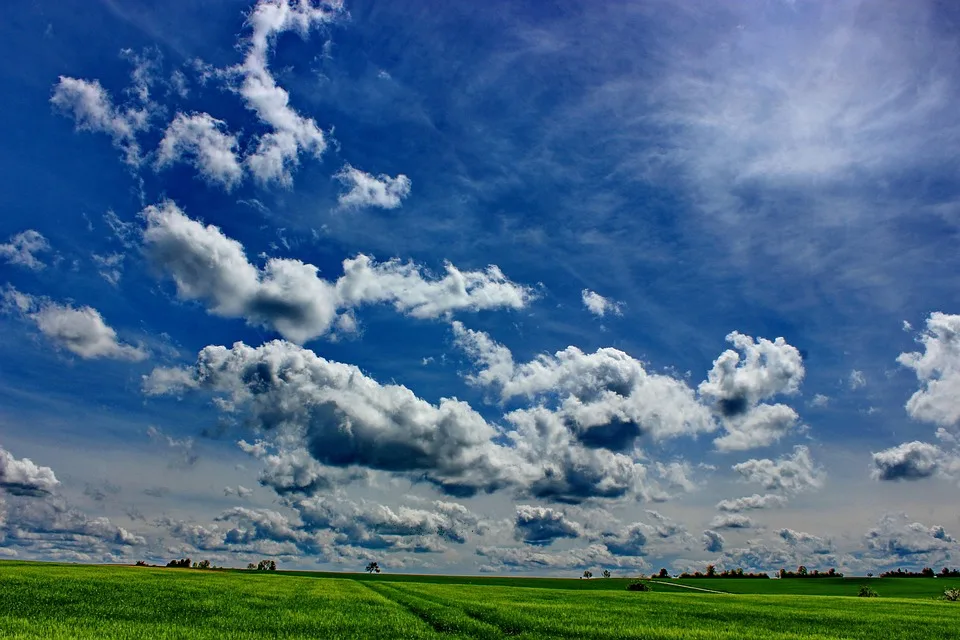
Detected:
left=663, top=577, right=960, bottom=599
left=0, top=561, right=958, bottom=638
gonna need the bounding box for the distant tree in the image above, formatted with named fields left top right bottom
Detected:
left=269, top=560, right=277, bottom=571
left=797, top=565, right=808, bottom=576
left=602, top=570, right=611, bottom=579
left=247, top=563, right=256, bottom=570
left=196, top=560, right=211, bottom=570
left=166, top=558, right=191, bottom=568
left=867, top=573, right=873, bottom=578
left=366, top=562, right=381, bottom=574
left=135, top=560, right=147, bottom=567
left=658, top=568, right=669, bottom=579
left=626, top=580, right=650, bottom=592
left=706, top=564, right=716, bottom=577
left=583, top=570, right=593, bottom=579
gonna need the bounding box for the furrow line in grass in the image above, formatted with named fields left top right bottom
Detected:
left=357, top=581, right=504, bottom=639
left=384, top=585, right=529, bottom=637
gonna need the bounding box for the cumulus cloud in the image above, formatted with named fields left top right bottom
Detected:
left=452, top=322, right=716, bottom=445
left=4, top=497, right=146, bottom=552
left=645, top=510, right=689, bottom=540
left=157, top=113, right=243, bottom=189
left=899, top=312, right=960, bottom=429
left=809, top=394, right=830, bottom=408
left=3, top=287, right=147, bottom=361
left=732, top=445, right=825, bottom=494
left=148, top=338, right=689, bottom=504
left=716, top=493, right=786, bottom=513
left=244, top=444, right=368, bottom=496
left=476, top=543, right=643, bottom=573
left=601, top=523, right=650, bottom=557
left=0, top=231, right=51, bottom=270
left=777, top=528, right=833, bottom=554
left=0, top=445, right=59, bottom=497
left=709, top=514, right=754, bottom=530
left=335, top=164, right=412, bottom=209
left=703, top=529, right=724, bottom=553
left=581, top=289, right=623, bottom=317
left=0, top=449, right=145, bottom=559
left=224, top=486, right=254, bottom=498
left=505, top=407, right=650, bottom=503
left=237, top=0, right=343, bottom=185
left=870, top=441, right=947, bottom=482
left=864, top=513, right=959, bottom=564
left=712, top=403, right=799, bottom=453
left=294, top=496, right=482, bottom=550
left=142, top=202, right=533, bottom=344
left=450, top=322, right=724, bottom=502
left=699, top=332, right=805, bottom=451
left=144, top=340, right=529, bottom=497
left=50, top=76, right=148, bottom=165
left=699, top=332, right=805, bottom=414
left=514, top=505, right=582, bottom=546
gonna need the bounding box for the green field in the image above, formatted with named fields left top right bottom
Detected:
left=0, top=561, right=958, bottom=639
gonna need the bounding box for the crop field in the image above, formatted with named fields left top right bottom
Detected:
left=0, top=561, right=958, bottom=639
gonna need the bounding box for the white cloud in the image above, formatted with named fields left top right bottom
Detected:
left=0, top=445, right=59, bottom=497
left=871, top=441, right=956, bottom=482
left=0, top=231, right=51, bottom=270
left=864, top=513, right=959, bottom=566
left=452, top=322, right=716, bottom=444
left=712, top=403, right=799, bottom=453
left=335, top=164, right=412, bottom=209
left=849, top=370, right=866, bottom=390
left=142, top=202, right=533, bottom=344
left=732, top=445, right=825, bottom=495
left=157, top=113, right=243, bottom=189
left=581, top=289, right=623, bottom=317
left=3, top=287, right=147, bottom=361
left=699, top=331, right=805, bottom=451
left=715, top=493, right=786, bottom=513
left=514, top=505, right=583, bottom=546
left=898, top=312, right=960, bottom=429
left=709, top=514, right=754, bottom=530
left=237, top=0, right=343, bottom=185
left=702, top=529, right=724, bottom=552
left=336, top=255, right=533, bottom=319
left=476, top=543, right=644, bottom=573
left=144, top=339, right=531, bottom=497
left=699, top=332, right=805, bottom=414
left=50, top=76, right=148, bottom=166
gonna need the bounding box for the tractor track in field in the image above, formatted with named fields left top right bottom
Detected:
left=356, top=580, right=511, bottom=638
left=648, top=581, right=726, bottom=594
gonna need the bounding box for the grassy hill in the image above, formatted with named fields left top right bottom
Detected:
left=0, top=561, right=958, bottom=639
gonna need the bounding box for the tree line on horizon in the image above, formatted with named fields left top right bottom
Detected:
left=880, top=567, right=960, bottom=578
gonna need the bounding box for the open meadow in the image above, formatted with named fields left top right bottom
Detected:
left=0, top=562, right=958, bottom=639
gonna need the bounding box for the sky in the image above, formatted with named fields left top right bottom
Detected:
left=0, top=0, right=959, bottom=576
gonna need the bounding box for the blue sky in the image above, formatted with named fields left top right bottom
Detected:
left=1, top=0, right=959, bottom=574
